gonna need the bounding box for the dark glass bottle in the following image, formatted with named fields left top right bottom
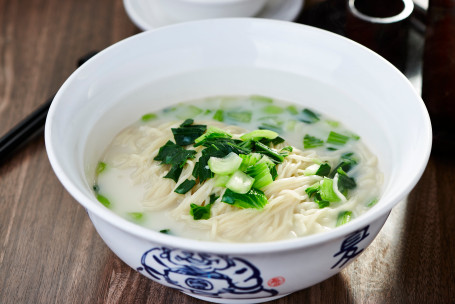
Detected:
left=422, top=0, right=455, bottom=154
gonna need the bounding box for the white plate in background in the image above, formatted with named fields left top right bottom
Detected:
left=123, top=0, right=304, bottom=31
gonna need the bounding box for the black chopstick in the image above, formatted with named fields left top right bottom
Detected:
left=0, top=51, right=98, bottom=162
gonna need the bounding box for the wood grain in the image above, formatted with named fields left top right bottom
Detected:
left=1, top=0, right=454, bottom=303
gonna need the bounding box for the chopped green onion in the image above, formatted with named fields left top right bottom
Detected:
left=159, top=229, right=171, bottom=234
left=96, top=194, right=111, bottom=208
left=226, top=171, right=254, bottom=194
left=327, top=131, right=350, bottom=146
left=304, top=134, right=324, bottom=149
left=208, top=152, right=243, bottom=175
left=336, top=211, right=352, bottom=226
left=174, top=179, right=196, bottom=194
left=240, top=129, right=278, bottom=141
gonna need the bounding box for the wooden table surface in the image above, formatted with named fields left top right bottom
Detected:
left=1, top=0, right=454, bottom=303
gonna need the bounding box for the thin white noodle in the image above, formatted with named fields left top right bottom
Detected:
left=100, top=119, right=382, bottom=243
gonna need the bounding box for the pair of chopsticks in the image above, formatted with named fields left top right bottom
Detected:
left=0, top=51, right=98, bottom=162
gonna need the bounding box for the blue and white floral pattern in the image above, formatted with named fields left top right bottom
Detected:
left=138, top=247, right=278, bottom=298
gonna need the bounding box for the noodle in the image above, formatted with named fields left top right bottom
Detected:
left=95, top=96, right=382, bottom=243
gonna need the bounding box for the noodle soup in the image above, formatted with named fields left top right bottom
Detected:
left=93, top=96, right=382, bottom=243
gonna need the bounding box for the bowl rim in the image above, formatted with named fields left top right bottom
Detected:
left=158, top=0, right=266, bottom=5
left=45, top=18, right=432, bottom=254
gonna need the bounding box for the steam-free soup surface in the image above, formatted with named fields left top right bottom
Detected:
left=93, top=96, right=382, bottom=242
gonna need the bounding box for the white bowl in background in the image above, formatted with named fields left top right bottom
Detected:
left=45, top=18, right=431, bottom=303
left=156, top=0, right=268, bottom=22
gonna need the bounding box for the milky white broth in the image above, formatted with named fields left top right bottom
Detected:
left=93, top=96, right=383, bottom=242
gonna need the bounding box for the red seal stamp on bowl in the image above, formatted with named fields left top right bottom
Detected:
left=268, top=276, right=285, bottom=287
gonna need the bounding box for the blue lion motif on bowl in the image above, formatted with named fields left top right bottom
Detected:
left=138, top=247, right=278, bottom=298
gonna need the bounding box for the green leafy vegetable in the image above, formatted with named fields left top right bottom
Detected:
left=367, top=198, right=378, bottom=207
left=190, top=194, right=219, bottom=220
left=96, top=194, right=111, bottom=208
left=238, top=153, right=262, bottom=171
left=315, top=163, right=331, bottom=177
left=240, top=129, right=278, bottom=141
left=128, top=212, right=144, bottom=221
left=254, top=141, right=285, bottom=163
left=154, top=140, right=197, bottom=182
left=262, top=105, right=284, bottom=114
left=174, top=179, right=197, bottom=194
left=176, top=105, right=203, bottom=119
left=194, top=126, right=232, bottom=145
left=221, top=188, right=268, bottom=209
left=159, top=229, right=171, bottom=234
left=96, top=162, right=107, bottom=175
left=336, top=167, right=357, bottom=194
left=320, top=178, right=340, bottom=202
left=286, top=105, right=299, bottom=115
left=190, top=202, right=213, bottom=220
left=336, top=211, right=352, bottom=226
left=305, top=182, right=321, bottom=197
left=250, top=95, right=273, bottom=104
left=171, top=119, right=207, bottom=146
left=314, top=193, right=330, bottom=208
left=154, top=140, right=197, bottom=165
left=258, top=123, right=282, bottom=134
left=226, top=110, right=252, bottom=123
left=328, top=153, right=358, bottom=178
left=213, top=109, right=224, bottom=122
left=141, top=113, right=157, bottom=122
left=226, top=171, right=255, bottom=194
left=300, top=109, right=320, bottom=124
left=304, top=134, right=324, bottom=149
left=92, top=184, right=100, bottom=193
left=208, top=152, right=243, bottom=175
left=246, top=162, right=274, bottom=189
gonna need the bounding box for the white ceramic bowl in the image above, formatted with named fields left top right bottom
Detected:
left=156, top=0, right=268, bottom=22
left=45, top=19, right=431, bottom=303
